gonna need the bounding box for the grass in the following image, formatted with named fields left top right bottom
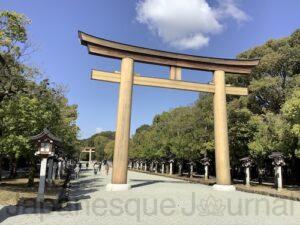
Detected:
left=0, top=177, right=64, bottom=206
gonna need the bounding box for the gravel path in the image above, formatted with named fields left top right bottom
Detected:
left=0, top=169, right=299, bottom=225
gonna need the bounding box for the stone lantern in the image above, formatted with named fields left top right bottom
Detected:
left=134, top=160, right=138, bottom=170
left=150, top=161, right=153, bottom=172
left=177, top=161, right=183, bottom=176
left=57, top=156, right=64, bottom=180
left=31, top=129, right=61, bottom=202
left=139, top=160, right=143, bottom=170
left=135, top=160, right=138, bottom=170
left=154, top=160, right=159, bottom=173
left=169, top=159, right=175, bottom=175
left=188, top=161, right=195, bottom=178
left=201, top=157, right=211, bottom=180
left=128, top=160, right=133, bottom=170
left=136, top=160, right=140, bottom=170
left=161, top=160, right=166, bottom=174
left=240, top=156, right=253, bottom=186
left=269, top=152, right=285, bottom=190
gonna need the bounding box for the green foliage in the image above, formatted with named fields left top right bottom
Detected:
left=0, top=11, right=79, bottom=183
left=282, top=87, right=300, bottom=157
left=104, top=140, right=114, bottom=160
left=128, top=29, right=300, bottom=168
left=79, top=131, right=115, bottom=161
left=0, top=11, right=30, bottom=56
left=248, top=113, right=293, bottom=159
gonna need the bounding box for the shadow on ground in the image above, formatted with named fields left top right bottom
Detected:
left=0, top=172, right=101, bottom=223
left=130, top=179, right=185, bottom=189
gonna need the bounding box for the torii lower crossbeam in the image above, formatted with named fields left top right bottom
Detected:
left=91, top=70, right=248, bottom=96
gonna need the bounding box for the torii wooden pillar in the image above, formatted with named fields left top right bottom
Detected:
left=79, top=31, right=259, bottom=191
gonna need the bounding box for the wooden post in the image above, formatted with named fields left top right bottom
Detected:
left=109, top=58, right=134, bottom=190
left=245, top=167, right=250, bottom=186
left=161, top=163, right=165, bottom=174
left=213, top=70, right=235, bottom=191
left=52, top=162, right=57, bottom=180
left=58, top=161, right=62, bottom=179
left=276, top=166, right=283, bottom=190
left=169, top=161, right=173, bottom=175
left=204, top=165, right=209, bottom=180
left=47, top=158, right=53, bottom=183
left=37, top=157, right=48, bottom=202
left=89, top=149, right=92, bottom=166
left=190, top=163, right=194, bottom=178
left=170, top=66, right=182, bottom=80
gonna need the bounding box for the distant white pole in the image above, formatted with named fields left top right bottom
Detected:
left=245, top=167, right=250, bottom=186
left=58, top=161, right=62, bottom=179
left=89, top=149, right=92, bottom=166
left=190, top=164, right=194, bottom=178
left=170, top=162, right=173, bottom=175
left=62, top=161, right=65, bottom=176
left=204, top=165, right=209, bottom=180
left=277, top=166, right=283, bottom=190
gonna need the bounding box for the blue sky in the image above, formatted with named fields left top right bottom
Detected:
left=1, top=0, right=300, bottom=139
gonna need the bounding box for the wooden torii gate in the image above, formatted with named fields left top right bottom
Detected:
left=81, top=147, right=95, bottom=166
left=79, top=31, right=259, bottom=191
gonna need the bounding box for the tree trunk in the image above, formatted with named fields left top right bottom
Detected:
left=0, top=154, right=2, bottom=181
left=9, top=157, right=17, bottom=178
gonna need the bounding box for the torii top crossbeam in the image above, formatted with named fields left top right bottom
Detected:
left=79, top=31, right=259, bottom=74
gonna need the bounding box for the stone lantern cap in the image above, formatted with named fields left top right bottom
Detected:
left=160, top=160, right=166, bottom=164
left=200, top=157, right=211, bottom=166
left=31, top=128, right=61, bottom=157
left=268, top=152, right=286, bottom=166
left=240, top=156, right=253, bottom=167
left=31, top=128, right=61, bottom=143
left=188, top=161, right=196, bottom=166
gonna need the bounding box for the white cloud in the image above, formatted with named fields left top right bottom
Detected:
left=215, top=0, right=249, bottom=23
left=172, top=33, right=209, bottom=49
left=136, top=0, right=249, bottom=50
left=95, top=127, right=103, bottom=133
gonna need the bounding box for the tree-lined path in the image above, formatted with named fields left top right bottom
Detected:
left=1, top=170, right=299, bottom=225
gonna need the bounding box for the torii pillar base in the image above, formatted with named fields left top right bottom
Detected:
left=106, top=183, right=131, bottom=191
left=212, top=184, right=236, bottom=192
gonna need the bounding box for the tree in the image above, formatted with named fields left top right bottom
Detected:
left=282, top=87, right=300, bottom=158
left=248, top=113, right=294, bottom=164
left=0, top=11, right=33, bottom=103
left=0, top=79, right=79, bottom=184
left=104, top=140, right=115, bottom=160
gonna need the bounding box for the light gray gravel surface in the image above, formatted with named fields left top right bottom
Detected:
left=0, top=169, right=299, bottom=225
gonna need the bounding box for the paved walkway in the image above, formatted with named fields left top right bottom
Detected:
left=0, top=169, right=299, bottom=225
